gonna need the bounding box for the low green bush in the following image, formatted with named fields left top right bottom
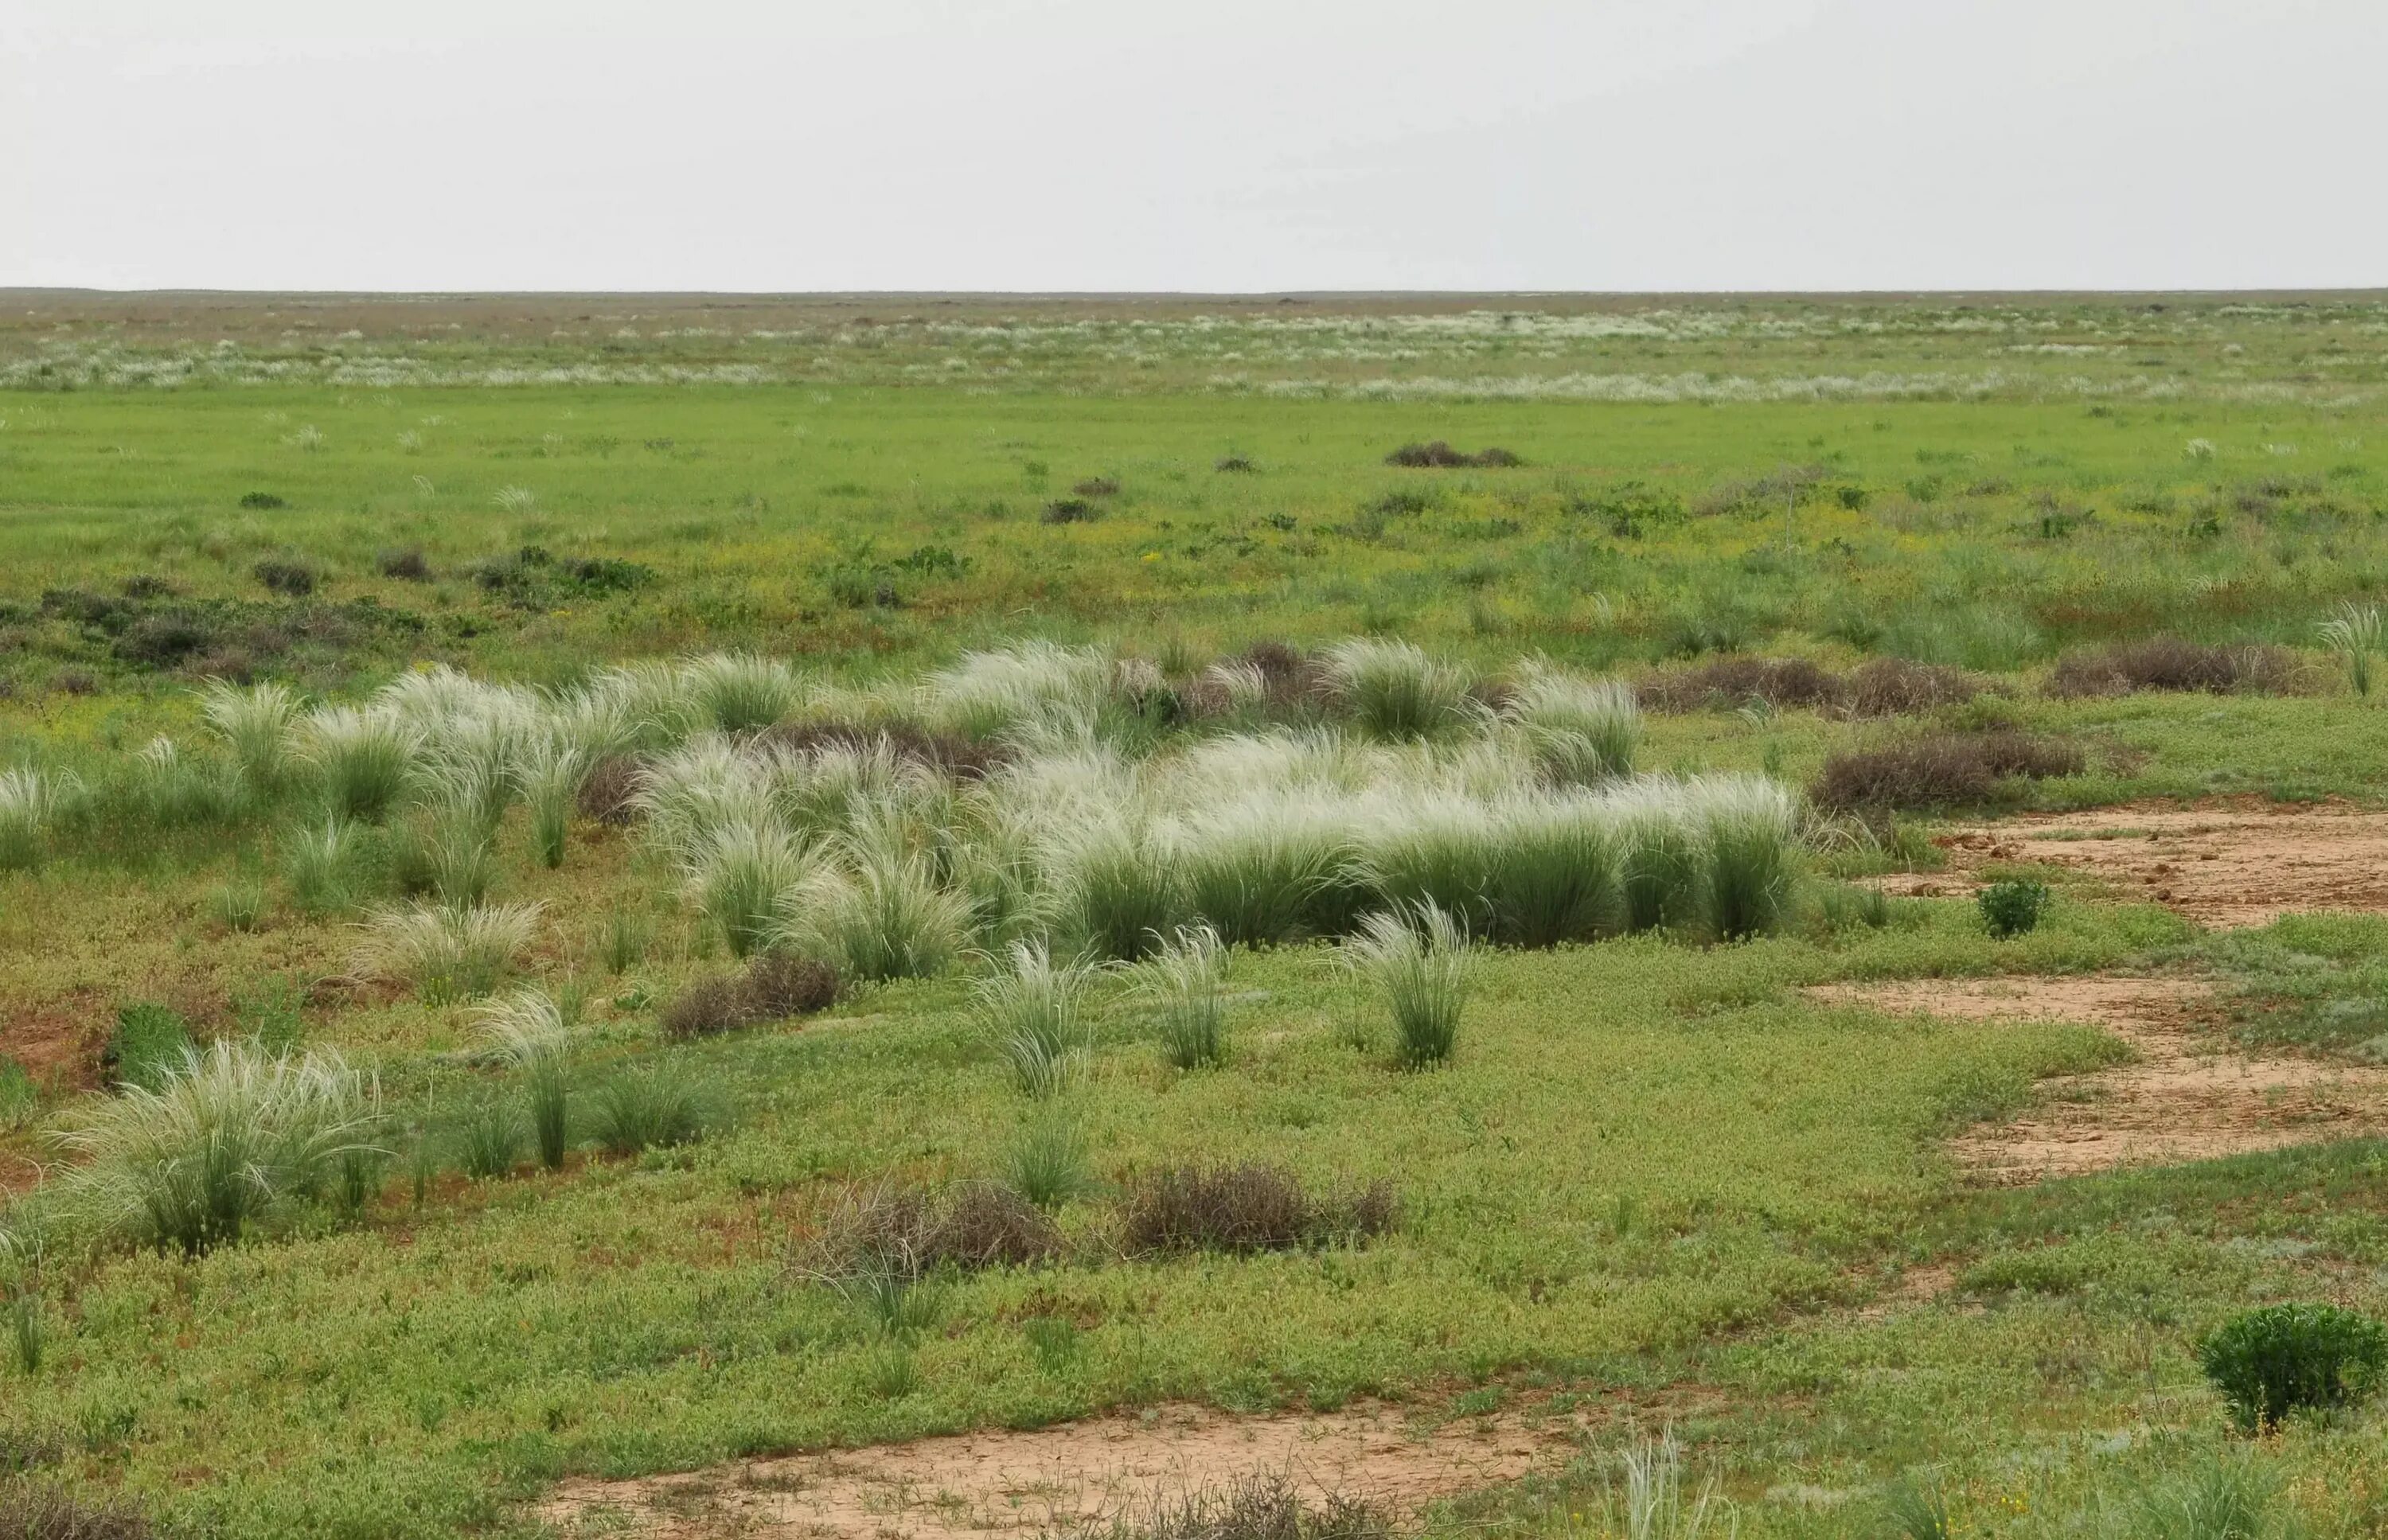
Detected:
left=2199, top=1301, right=2388, bottom=1431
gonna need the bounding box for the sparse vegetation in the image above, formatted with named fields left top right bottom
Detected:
left=6, top=293, right=2388, bottom=1538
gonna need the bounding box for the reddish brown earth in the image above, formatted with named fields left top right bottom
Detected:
left=1885, top=800, right=2388, bottom=928
left=537, top=1402, right=1571, bottom=1539
left=1807, top=975, right=2388, bottom=1180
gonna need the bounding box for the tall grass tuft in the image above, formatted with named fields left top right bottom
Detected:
left=282, top=817, right=363, bottom=916
left=588, top=1066, right=712, bottom=1156
left=1050, top=816, right=1184, bottom=961
left=200, top=679, right=302, bottom=791
left=0, top=768, right=68, bottom=872
left=1342, top=903, right=1470, bottom=1069
left=1686, top=775, right=1801, bottom=941
left=684, top=821, right=827, bottom=959
left=2320, top=602, right=2383, bottom=698
left=1508, top=661, right=1639, bottom=784
left=304, top=708, right=421, bottom=821
left=1001, top=1109, right=1094, bottom=1210
left=1482, top=793, right=1622, bottom=946
left=979, top=940, right=1098, bottom=1097
left=53, top=1040, right=380, bottom=1256
left=1138, top=924, right=1229, bottom=1070
left=1322, top=637, right=1477, bottom=740
left=1174, top=793, right=1359, bottom=945
left=474, top=989, right=572, bottom=1170
left=357, top=901, right=541, bottom=1004
left=681, top=653, right=808, bottom=733
left=514, top=740, right=588, bottom=869
left=792, top=830, right=970, bottom=982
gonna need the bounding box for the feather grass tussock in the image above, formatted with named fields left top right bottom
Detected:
left=356, top=902, right=541, bottom=1004
left=0, top=769, right=69, bottom=872
left=2046, top=637, right=2300, bottom=699
left=1340, top=903, right=1470, bottom=1068
left=1811, top=731, right=2084, bottom=811
left=979, top=940, right=1099, bottom=1097
left=51, top=1040, right=380, bottom=1257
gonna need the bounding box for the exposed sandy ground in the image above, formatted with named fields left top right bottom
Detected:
left=537, top=1402, right=1570, bottom=1539
left=1884, top=800, right=2388, bottom=929
left=1807, top=975, right=2388, bottom=1180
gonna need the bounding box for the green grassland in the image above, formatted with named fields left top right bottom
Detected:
left=4, top=294, right=2388, bottom=1539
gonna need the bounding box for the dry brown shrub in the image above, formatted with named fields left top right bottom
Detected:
left=576, top=754, right=646, bottom=825
left=1810, top=730, right=2084, bottom=811
left=0, top=1483, right=153, bottom=1540
left=1121, top=1164, right=1398, bottom=1257
left=2047, top=638, right=2300, bottom=699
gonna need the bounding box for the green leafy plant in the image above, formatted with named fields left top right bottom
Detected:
left=2199, top=1301, right=2388, bottom=1431
left=1978, top=879, right=2052, bottom=939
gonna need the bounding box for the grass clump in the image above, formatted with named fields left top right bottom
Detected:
left=1978, top=879, right=2052, bottom=938
left=1811, top=730, right=2083, bottom=810
left=102, top=1004, right=192, bottom=1093
left=678, top=652, right=807, bottom=733
left=979, top=940, right=1098, bottom=1097
left=513, top=740, right=587, bottom=870
left=53, top=1040, right=380, bottom=1257
left=455, top=1100, right=522, bottom=1180
left=280, top=818, right=364, bottom=917
left=1121, top=1163, right=1397, bottom=1255
left=1321, top=638, right=1476, bottom=740
left=473, top=989, right=572, bottom=1171
left=197, top=679, right=302, bottom=792
left=1688, top=775, right=1801, bottom=942
left=1001, top=1109, right=1094, bottom=1211
left=1505, top=662, right=1638, bottom=784
left=2199, top=1302, right=2388, bottom=1432
left=1138, top=924, right=1229, bottom=1070
left=0, top=770, right=68, bottom=873
left=1340, top=904, right=1469, bottom=1068
left=357, top=901, right=541, bottom=1004
left=302, top=709, right=420, bottom=821
left=682, top=823, right=827, bottom=959
left=587, top=1067, right=712, bottom=1156
left=2319, top=602, right=2382, bottom=697
left=794, top=840, right=970, bottom=983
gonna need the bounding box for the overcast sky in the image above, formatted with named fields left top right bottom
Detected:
left=5, top=0, right=2380, bottom=294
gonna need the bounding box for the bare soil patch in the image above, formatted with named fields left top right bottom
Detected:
left=1808, top=976, right=2388, bottom=1181
left=538, top=1402, right=1567, bottom=1539
left=1885, top=800, right=2388, bottom=928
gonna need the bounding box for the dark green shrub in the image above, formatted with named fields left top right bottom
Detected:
left=250, top=559, right=317, bottom=598
left=238, top=492, right=285, bottom=509
left=1978, top=879, right=2052, bottom=939
left=2199, top=1302, right=2388, bottom=1431
left=102, top=1004, right=192, bottom=1092
left=588, top=1069, right=712, bottom=1156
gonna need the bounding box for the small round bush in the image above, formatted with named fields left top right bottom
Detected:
left=2199, top=1301, right=2388, bottom=1431
left=1978, top=879, right=2051, bottom=938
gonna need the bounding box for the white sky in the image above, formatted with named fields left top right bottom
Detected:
left=4, top=0, right=2381, bottom=294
